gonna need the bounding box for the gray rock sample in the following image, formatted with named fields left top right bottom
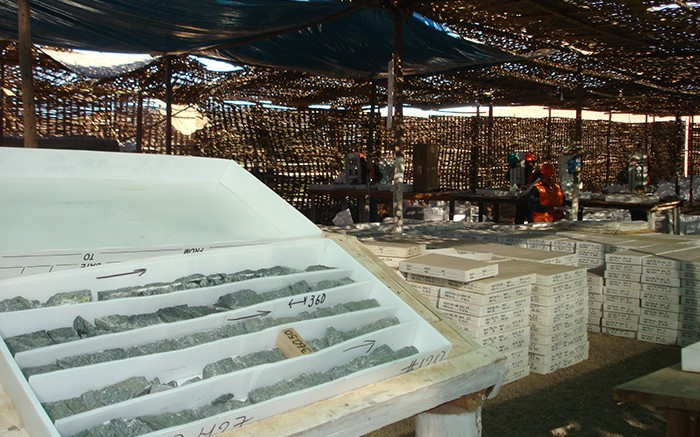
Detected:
left=240, top=349, right=285, bottom=367
left=215, top=289, right=261, bottom=310
left=94, top=313, right=162, bottom=333
left=46, top=327, right=81, bottom=344
left=305, top=264, right=333, bottom=271
left=4, top=330, right=54, bottom=354
left=72, top=418, right=153, bottom=437
left=45, top=289, right=92, bottom=307
left=22, top=363, right=62, bottom=378
left=202, top=357, right=245, bottom=379
left=0, top=296, right=40, bottom=312
left=79, top=377, right=152, bottom=410
left=56, top=348, right=126, bottom=369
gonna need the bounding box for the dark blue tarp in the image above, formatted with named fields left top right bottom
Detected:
left=0, top=0, right=520, bottom=80
left=211, top=9, right=521, bottom=80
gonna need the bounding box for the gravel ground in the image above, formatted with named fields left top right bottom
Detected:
left=368, top=332, right=680, bottom=437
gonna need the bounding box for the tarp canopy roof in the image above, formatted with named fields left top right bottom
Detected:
left=0, top=0, right=521, bottom=80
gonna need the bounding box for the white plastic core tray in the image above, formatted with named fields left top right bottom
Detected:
left=0, top=147, right=321, bottom=278
left=0, top=238, right=452, bottom=437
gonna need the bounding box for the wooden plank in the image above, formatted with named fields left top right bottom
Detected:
left=0, top=382, right=28, bottom=437
left=225, top=347, right=506, bottom=437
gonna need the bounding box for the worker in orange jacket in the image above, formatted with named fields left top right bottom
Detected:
left=528, top=163, right=565, bottom=222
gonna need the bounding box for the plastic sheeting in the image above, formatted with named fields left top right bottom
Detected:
left=0, top=0, right=352, bottom=55
left=209, top=9, right=521, bottom=80
left=40, top=48, right=155, bottom=78
left=0, top=0, right=520, bottom=80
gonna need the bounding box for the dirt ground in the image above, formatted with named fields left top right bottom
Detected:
left=369, top=332, right=680, bottom=437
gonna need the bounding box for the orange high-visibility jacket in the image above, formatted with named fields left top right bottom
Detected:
left=530, top=180, right=564, bottom=222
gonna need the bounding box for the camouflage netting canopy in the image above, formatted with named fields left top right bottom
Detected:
left=416, top=0, right=700, bottom=116
left=0, top=0, right=699, bottom=114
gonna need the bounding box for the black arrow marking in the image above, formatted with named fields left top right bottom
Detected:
left=226, top=310, right=272, bottom=321
left=343, top=339, right=376, bottom=354
left=96, top=268, right=147, bottom=279
left=288, top=297, right=307, bottom=307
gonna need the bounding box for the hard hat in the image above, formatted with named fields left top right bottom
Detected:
left=540, top=163, right=556, bottom=177
left=507, top=152, right=520, bottom=168
left=525, top=152, right=537, bottom=162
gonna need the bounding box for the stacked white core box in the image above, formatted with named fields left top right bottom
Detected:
left=453, top=242, right=588, bottom=375
left=400, top=254, right=535, bottom=383
left=522, top=263, right=589, bottom=374
left=640, top=247, right=700, bottom=345
left=453, top=242, right=578, bottom=266
left=601, top=250, right=645, bottom=339
left=587, top=267, right=605, bottom=332
left=362, top=239, right=427, bottom=270
left=603, top=245, right=700, bottom=345
left=680, top=254, right=700, bottom=346
left=575, top=240, right=608, bottom=269
left=567, top=234, right=636, bottom=270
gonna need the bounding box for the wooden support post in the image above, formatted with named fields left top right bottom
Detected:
left=164, top=55, right=173, bottom=155
left=574, top=63, right=583, bottom=147
left=690, top=115, right=695, bottom=206
left=605, top=111, right=612, bottom=184
left=546, top=107, right=552, bottom=161
left=17, top=0, right=38, bottom=148
left=487, top=101, right=494, bottom=185
left=136, top=89, right=143, bottom=153
left=367, top=82, right=377, bottom=172
left=469, top=106, right=480, bottom=193
left=391, top=9, right=405, bottom=239
left=570, top=63, right=584, bottom=221
left=368, top=82, right=378, bottom=221
left=0, top=44, right=5, bottom=146
left=644, top=114, right=649, bottom=155
left=675, top=113, right=683, bottom=198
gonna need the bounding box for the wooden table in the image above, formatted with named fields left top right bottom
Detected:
left=308, top=186, right=524, bottom=224
left=452, top=192, right=524, bottom=223
left=453, top=193, right=684, bottom=231
left=308, top=185, right=459, bottom=223
left=309, top=186, right=684, bottom=234
left=0, top=234, right=507, bottom=437
left=577, top=198, right=683, bottom=234
left=613, top=363, right=700, bottom=437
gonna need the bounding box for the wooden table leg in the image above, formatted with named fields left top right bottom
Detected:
left=358, top=193, right=368, bottom=223
left=672, top=206, right=681, bottom=235
left=666, top=409, right=700, bottom=437
left=415, top=389, right=489, bottom=437
left=310, top=192, right=318, bottom=223
left=647, top=210, right=656, bottom=231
